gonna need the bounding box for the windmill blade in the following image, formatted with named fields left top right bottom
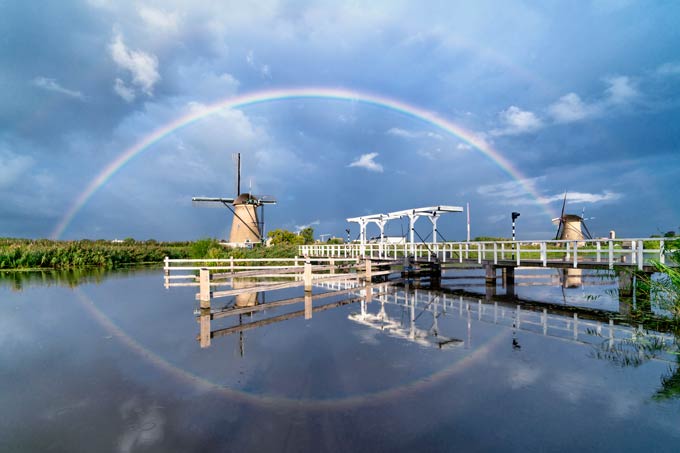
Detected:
left=192, top=197, right=234, bottom=208
left=555, top=191, right=568, bottom=240
left=582, top=220, right=593, bottom=240
left=255, top=195, right=277, bottom=205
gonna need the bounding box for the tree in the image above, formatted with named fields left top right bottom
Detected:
left=300, top=227, right=314, bottom=244
left=267, top=229, right=304, bottom=246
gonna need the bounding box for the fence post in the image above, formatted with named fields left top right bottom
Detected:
left=660, top=239, right=665, bottom=265
left=596, top=241, right=601, bottom=262
left=516, top=243, right=521, bottom=266
left=637, top=241, right=644, bottom=271
left=164, top=256, right=169, bottom=275
left=365, top=258, right=372, bottom=283
left=608, top=240, right=614, bottom=270
left=199, top=268, right=211, bottom=309
left=304, top=261, right=312, bottom=292
left=330, top=258, right=335, bottom=274
left=230, top=256, right=234, bottom=273
left=541, top=242, right=547, bottom=267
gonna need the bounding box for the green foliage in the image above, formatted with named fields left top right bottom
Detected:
left=190, top=238, right=222, bottom=259
left=473, top=236, right=510, bottom=242
left=0, top=238, right=191, bottom=270
left=267, top=229, right=304, bottom=246
left=327, top=237, right=344, bottom=244
left=300, top=227, right=314, bottom=244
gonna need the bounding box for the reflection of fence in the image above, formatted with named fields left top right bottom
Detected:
left=163, top=257, right=395, bottom=302
left=301, top=238, right=674, bottom=271
left=316, top=279, right=678, bottom=362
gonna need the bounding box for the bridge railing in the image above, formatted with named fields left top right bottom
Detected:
left=300, top=238, right=676, bottom=270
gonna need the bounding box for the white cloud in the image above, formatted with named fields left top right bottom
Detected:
left=603, top=75, right=638, bottom=104
left=138, top=6, right=179, bottom=31
left=549, top=76, right=637, bottom=124
left=456, top=143, right=472, bottom=151
left=548, top=92, right=598, bottom=123
left=109, top=32, right=160, bottom=96
left=32, top=77, right=85, bottom=100
left=113, top=78, right=135, bottom=102
left=246, top=50, right=272, bottom=79
left=348, top=152, right=383, bottom=172
left=387, top=127, right=442, bottom=140
left=490, top=106, right=543, bottom=136
left=295, top=220, right=320, bottom=232
left=540, top=190, right=622, bottom=204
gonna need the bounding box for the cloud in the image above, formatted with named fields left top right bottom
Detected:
left=32, top=77, right=85, bottom=100
left=113, top=78, right=135, bottom=102
left=109, top=31, right=160, bottom=97
left=490, top=106, right=543, bottom=136
left=656, top=61, right=680, bottom=76
left=348, top=152, right=383, bottom=172
left=549, top=76, right=637, bottom=123
left=603, top=75, right=637, bottom=104
left=246, top=50, right=272, bottom=79
left=295, top=220, right=320, bottom=232
left=456, top=143, right=472, bottom=150
left=0, top=149, right=34, bottom=189
left=387, top=127, right=442, bottom=140
left=548, top=92, right=598, bottom=123
left=138, top=6, right=179, bottom=31
left=539, top=191, right=622, bottom=204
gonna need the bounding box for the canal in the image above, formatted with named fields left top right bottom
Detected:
left=1, top=268, right=679, bottom=451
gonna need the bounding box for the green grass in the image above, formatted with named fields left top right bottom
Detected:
left=0, top=238, right=300, bottom=270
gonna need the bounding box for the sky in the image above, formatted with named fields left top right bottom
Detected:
left=1, top=0, right=679, bottom=242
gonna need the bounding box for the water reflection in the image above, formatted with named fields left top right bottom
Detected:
left=3, top=269, right=680, bottom=451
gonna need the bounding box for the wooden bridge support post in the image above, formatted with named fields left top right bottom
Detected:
left=484, top=264, right=496, bottom=285
left=304, top=291, right=312, bottom=320
left=330, top=258, right=335, bottom=274
left=505, top=267, right=516, bottom=298
left=199, top=268, right=211, bottom=309
left=199, top=309, right=211, bottom=348
left=304, top=261, right=313, bottom=292
left=365, top=259, right=373, bottom=283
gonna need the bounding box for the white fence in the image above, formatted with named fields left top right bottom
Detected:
left=300, top=238, right=675, bottom=271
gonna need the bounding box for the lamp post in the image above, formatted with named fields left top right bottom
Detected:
left=511, top=212, right=520, bottom=241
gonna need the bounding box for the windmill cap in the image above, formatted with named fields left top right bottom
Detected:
left=234, top=193, right=257, bottom=205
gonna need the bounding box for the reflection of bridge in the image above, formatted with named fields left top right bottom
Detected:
left=315, top=279, right=677, bottom=363
left=186, top=273, right=676, bottom=364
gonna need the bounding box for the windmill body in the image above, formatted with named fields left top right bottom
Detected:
left=552, top=192, right=593, bottom=242
left=192, top=153, right=276, bottom=247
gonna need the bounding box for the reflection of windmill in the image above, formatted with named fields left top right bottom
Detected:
left=552, top=192, right=593, bottom=240
left=192, top=153, right=276, bottom=246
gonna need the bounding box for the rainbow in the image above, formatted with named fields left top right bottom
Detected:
left=52, top=87, right=553, bottom=239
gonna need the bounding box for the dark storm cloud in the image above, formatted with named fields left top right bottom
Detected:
left=0, top=0, right=678, bottom=239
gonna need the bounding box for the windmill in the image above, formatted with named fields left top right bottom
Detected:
left=552, top=192, right=593, bottom=241
left=192, top=153, right=276, bottom=246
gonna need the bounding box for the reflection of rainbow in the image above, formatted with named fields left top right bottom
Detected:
left=52, top=87, right=553, bottom=239
left=74, top=285, right=509, bottom=411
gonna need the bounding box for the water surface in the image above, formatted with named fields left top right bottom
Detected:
left=1, top=268, right=679, bottom=452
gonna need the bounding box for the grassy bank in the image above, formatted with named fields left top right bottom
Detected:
left=0, top=238, right=299, bottom=270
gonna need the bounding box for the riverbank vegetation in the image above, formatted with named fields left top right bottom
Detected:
left=0, top=233, right=309, bottom=270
